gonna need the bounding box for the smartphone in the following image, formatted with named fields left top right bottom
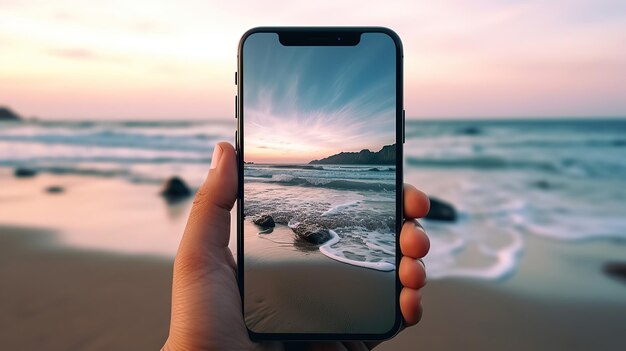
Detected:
left=236, top=27, right=404, bottom=341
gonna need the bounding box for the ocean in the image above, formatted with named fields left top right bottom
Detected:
left=244, top=163, right=397, bottom=271
left=2, top=118, right=626, bottom=280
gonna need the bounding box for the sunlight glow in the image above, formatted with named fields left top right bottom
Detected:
left=0, top=0, right=624, bottom=119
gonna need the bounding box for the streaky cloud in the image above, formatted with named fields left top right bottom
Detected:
left=243, top=33, right=397, bottom=163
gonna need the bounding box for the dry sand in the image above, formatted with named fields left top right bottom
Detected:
left=2, top=225, right=625, bottom=350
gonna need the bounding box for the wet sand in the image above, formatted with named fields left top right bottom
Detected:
left=2, top=225, right=626, bottom=350
left=3, top=225, right=626, bottom=350
left=381, top=277, right=626, bottom=351
left=243, top=222, right=396, bottom=334
left=0, top=226, right=172, bottom=350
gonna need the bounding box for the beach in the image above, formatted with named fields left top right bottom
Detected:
left=1, top=118, right=626, bottom=349
left=2, top=218, right=625, bottom=350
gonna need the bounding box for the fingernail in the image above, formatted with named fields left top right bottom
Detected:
left=210, top=145, right=223, bottom=170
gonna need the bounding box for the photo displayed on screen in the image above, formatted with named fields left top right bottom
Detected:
left=242, top=32, right=397, bottom=334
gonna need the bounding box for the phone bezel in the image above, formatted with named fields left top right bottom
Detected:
left=236, top=26, right=404, bottom=341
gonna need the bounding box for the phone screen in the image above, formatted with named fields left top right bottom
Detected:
left=239, top=30, right=401, bottom=337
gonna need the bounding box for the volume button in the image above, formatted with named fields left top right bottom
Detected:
left=235, top=95, right=238, bottom=119
left=402, top=110, right=406, bottom=144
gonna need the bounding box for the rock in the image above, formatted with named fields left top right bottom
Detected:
left=603, top=262, right=626, bottom=283
left=46, top=186, right=64, bottom=194
left=0, top=106, right=22, bottom=121
left=310, top=144, right=396, bottom=165
left=532, top=180, right=551, bottom=190
left=161, top=176, right=191, bottom=201
left=14, top=168, right=37, bottom=178
left=253, top=214, right=275, bottom=228
left=426, top=197, right=457, bottom=222
left=291, top=221, right=332, bottom=245
left=457, top=126, right=481, bottom=136
left=375, top=144, right=396, bottom=164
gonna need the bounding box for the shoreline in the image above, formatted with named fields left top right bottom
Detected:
left=0, top=172, right=191, bottom=256
left=247, top=219, right=396, bottom=271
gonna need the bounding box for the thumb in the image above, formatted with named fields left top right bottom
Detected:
left=164, top=142, right=244, bottom=351
left=178, top=142, right=238, bottom=259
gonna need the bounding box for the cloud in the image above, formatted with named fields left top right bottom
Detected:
left=46, top=48, right=126, bottom=63
left=242, top=33, right=397, bottom=163
left=2, top=0, right=625, bottom=119
left=48, top=48, right=97, bottom=59
left=52, top=11, right=74, bottom=22
left=131, top=21, right=171, bottom=34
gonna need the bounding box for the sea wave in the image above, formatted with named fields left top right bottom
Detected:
left=246, top=174, right=395, bottom=191
left=406, top=156, right=559, bottom=172
left=423, top=224, right=524, bottom=280
left=261, top=164, right=323, bottom=170
left=407, top=155, right=626, bottom=179
left=249, top=164, right=395, bottom=172
left=319, top=230, right=396, bottom=271
left=493, top=138, right=626, bottom=148
left=0, top=131, right=218, bottom=152
left=0, top=155, right=212, bottom=166
left=321, top=201, right=360, bottom=216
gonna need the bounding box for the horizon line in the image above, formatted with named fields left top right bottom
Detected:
left=3, top=115, right=626, bottom=123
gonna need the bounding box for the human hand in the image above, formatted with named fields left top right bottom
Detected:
left=162, top=142, right=430, bottom=351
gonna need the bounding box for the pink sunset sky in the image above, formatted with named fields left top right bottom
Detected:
left=1, top=0, right=625, bottom=120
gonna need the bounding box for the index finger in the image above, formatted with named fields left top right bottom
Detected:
left=404, top=184, right=430, bottom=219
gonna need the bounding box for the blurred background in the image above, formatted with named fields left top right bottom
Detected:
left=1, top=1, right=625, bottom=350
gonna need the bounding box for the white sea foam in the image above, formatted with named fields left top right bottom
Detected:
left=319, top=230, right=396, bottom=272
left=271, top=174, right=295, bottom=182
left=423, top=223, right=524, bottom=280
left=321, top=201, right=360, bottom=216
left=524, top=214, right=626, bottom=241
left=365, top=241, right=395, bottom=256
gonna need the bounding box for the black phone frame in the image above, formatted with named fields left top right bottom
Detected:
left=236, top=26, right=404, bottom=342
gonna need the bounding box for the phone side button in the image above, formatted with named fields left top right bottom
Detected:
left=402, top=109, right=406, bottom=143
left=235, top=130, right=238, bottom=151
left=235, top=95, right=238, bottom=119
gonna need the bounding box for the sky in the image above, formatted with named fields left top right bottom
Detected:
left=0, top=0, right=625, bottom=120
left=243, top=32, right=396, bottom=163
